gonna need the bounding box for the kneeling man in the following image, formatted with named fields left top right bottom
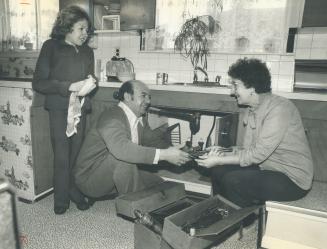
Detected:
left=74, top=80, right=190, bottom=198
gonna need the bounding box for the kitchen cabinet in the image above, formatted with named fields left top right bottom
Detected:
left=0, top=81, right=53, bottom=201
left=302, top=0, right=327, bottom=27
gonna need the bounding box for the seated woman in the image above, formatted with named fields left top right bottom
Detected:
left=196, top=58, right=313, bottom=208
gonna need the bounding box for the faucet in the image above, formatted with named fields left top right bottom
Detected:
left=193, top=66, right=208, bottom=83
left=215, top=75, right=222, bottom=86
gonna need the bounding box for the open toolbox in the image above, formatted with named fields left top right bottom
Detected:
left=115, top=181, right=264, bottom=249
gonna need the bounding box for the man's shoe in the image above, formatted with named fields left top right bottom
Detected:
left=54, top=206, right=68, bottom=215
left=87, top=197, right=96, bottom=207
left=74, top=199, right=90, bottom=211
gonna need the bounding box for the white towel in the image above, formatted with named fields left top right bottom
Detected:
left=66, top=92, right=84, bottom=137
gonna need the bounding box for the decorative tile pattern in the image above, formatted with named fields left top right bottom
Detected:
left=0, top=86, right=34, bottom=200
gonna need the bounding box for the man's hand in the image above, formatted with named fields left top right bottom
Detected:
left=159, top=146, right=191, bottom=166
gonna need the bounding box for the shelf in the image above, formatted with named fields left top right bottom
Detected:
left=94, top=30, right=120, bottom=34
left=94, top=30, right=139, bottom=35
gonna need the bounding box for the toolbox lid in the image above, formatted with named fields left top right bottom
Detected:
left=115, top=181, right=186, bottom=219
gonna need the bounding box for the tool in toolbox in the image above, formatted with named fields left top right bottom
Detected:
left=115, top=181, right=265, bottom=249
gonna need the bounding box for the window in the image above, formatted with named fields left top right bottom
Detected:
left=0, top=0, right=58, bottom=51
left=145, top=0, right=288, bottom=54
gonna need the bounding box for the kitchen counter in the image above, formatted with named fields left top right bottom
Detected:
left=99, top=81, right=327, bottom=102
left=1, top=80, right=326, bottom=102
left=0, top=80, right=32, bottom=89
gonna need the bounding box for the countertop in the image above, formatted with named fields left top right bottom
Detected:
left=1, top=80, right=326, bottom=102
left=99, top=82, right=327, bottom=102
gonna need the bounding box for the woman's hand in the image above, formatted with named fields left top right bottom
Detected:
left=68, top=75, right=97, bottom=96
left=195, top=154, right=222, bottom=168
left=69, top=80, right=84, bottom=92
left=196, top=148, right=240, bottom=168
left=77, top=75, right=97, bottom=96
left=206, top=146, right=226, bottom=156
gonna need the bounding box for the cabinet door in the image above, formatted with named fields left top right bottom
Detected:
left=302, top=0, right=327, bottom=27
left=30, top=106, right=53, bottom=195
left=303, top=118, right=327, bottom=182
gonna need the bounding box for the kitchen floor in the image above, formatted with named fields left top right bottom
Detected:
left=15, top=193, right=259, bottom=249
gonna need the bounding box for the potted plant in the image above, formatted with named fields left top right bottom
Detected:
left=22, top=33, right=33, bottom=50
left=174, top=15, right=221, bottom=72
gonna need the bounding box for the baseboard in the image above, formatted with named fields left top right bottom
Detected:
left=262, top=236, right=318, bottom=249
left=162, top=177, right=211, bottom=195
left=262, top=202, right=327, bottom=249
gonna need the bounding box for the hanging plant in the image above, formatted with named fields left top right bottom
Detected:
left=174, top=15, right=221, bottom=71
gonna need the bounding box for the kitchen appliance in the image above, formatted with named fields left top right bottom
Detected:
left=106, top=49, right=135, bottom=82
left=294, top=60, right=327, bottom=91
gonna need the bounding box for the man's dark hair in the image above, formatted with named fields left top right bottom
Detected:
left=228, top=58, right=271, bottom=93
left=50, top=5, right=93, bottom=40
left=113, top=81, right=135, bottom=101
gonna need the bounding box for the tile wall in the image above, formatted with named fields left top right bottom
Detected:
left=294, top=27, right=327, bottom=60
left=94, top=31, right=297, bottom=92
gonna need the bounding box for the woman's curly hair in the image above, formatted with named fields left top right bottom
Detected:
left=228, top=58, right=271, bottom=93
left=50, top=5, right=92, bottom=40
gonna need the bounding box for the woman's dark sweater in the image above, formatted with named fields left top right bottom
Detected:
left=32, top=39, right=94, bottom=110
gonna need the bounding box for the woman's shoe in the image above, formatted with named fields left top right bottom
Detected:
left=54, top=206, right=68, bottom=215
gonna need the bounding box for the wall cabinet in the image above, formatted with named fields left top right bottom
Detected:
left=302, top=0, right=327, bottom=27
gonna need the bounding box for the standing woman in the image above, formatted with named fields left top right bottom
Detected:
left=33, top=6, right=97, bottom=214
left=196, top=58, right=313, bottom=209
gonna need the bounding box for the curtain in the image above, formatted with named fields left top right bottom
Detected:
left=0, top=0, right=11, bottom=48
left=0, top=0, right=58, bottom=51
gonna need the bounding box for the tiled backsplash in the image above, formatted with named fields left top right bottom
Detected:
left=94, top=31, right=298, bottom=92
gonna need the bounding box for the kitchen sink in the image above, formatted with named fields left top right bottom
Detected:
left=171, top=82, right=229, bottom=87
